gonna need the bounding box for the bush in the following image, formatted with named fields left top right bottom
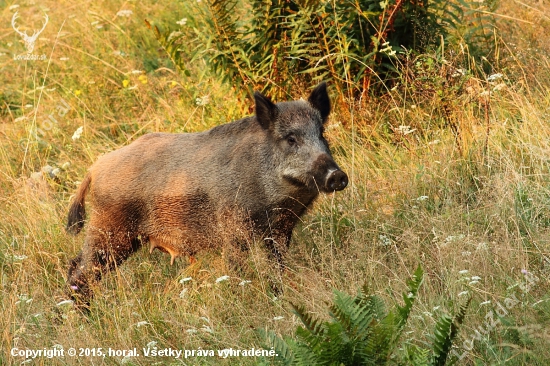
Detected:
left=149, top=0, right=499, bottom=101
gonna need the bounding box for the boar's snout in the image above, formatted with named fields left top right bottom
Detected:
left=312, top=153, right=348, bottom=192
left=325, top=169, right=348, bottom=191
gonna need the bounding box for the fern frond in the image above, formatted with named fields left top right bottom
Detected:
left=431, top=297, right=471, bottom=366
left=259, top=329, right=295, bottom=365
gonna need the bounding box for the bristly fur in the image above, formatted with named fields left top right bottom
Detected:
left=65, top=83, right=347, bottom=306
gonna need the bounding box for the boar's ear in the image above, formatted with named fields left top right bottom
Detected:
left=308, top=81, right=331, bottom=122
left=254, top=91, right=278, bottom=130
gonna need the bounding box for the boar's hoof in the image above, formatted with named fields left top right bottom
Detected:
left=326, top=170, right=348, bottom=191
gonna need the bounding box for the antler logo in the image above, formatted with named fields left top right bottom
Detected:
left=11, top=11, right=49, bottom=54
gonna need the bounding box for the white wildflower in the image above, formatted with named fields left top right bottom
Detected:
left=468, top=280, right=480, bottom=285
left=461, top=251, right=472, bottom=256
left=116, top=10, right=133, bottom=17
left=24, top=104, right=33, bottom=109
left=11, top=254, right=28, bottom=261
left=407, top=292, right=414, bottom=299
left=416, top=196, right=429, bottom=201
left=146, top=341, right=157, bottom=349
left=487, top=73, right=503, bottom=82
left=432, top=306, right=440, bottom=311
left=179, top=288, right=188, bottom=299
left=135, top=321, right=150, bottom=327
left=186, top=328, right=198, bottom=334
left=273, top=316, right=284, bottom=321
left=378, top=234, right=392, bottom=247
left=325, top=122, right=342, bottom=131
left=176, top=18, right=188, bottom=26
left=72, top=126, right=83, bottom=141
left=121, top=355, right=133, bottom=364
left=215, top=275, right=230, bottom=283
left=480, top=300, right=491, bottom=306
left=477, top=242, right=488, bottom=250
left=458, top=291, right=469, bottom=297
left=60, top=57, right=69, bottom=61
left=201, top=325, right=213, bottom=333
left=239, top=280, right=252, bottom=286
left=493, top=83, right=506, bottom=92
left=397, top=125, right=416, bottom=135
left=471, top=276, right=482, bottom=281
left=458, top=270, right=469, bottom=275
left=446, top=234, right=465, bottom=243
left=195, top=96, right=210, bottom=106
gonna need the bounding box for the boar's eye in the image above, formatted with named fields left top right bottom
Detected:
left=286, top=135, right=297, bottom=146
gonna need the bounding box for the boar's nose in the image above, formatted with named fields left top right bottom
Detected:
left=325, top=169, right=348, bottom=191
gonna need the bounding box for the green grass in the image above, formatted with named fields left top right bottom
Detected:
left=1, top=0, right=550, bottom=365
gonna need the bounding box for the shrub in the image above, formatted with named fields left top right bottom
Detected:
left=149, top=0, right=497, bottom=100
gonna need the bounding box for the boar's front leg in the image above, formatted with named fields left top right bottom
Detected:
left=68, top=230, right=141, bottom=309
left=263, top=231, right=292, bottom=296
left=264, top=232, right=292, bottom=271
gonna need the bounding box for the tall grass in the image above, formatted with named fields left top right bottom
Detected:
left=1, top=0, right=550, bottom=365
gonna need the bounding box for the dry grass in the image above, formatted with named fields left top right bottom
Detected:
left=1, top=0, right=550, bottom=365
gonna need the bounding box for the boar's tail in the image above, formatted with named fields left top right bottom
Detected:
left=66, top=173, right=92, bottom=235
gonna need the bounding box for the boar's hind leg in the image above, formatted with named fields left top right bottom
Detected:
left=68, top=231, right=141, bottom=308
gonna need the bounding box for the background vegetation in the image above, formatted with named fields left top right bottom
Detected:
left=1, top=0, right=550, bottom=364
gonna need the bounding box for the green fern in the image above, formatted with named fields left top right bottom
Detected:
left=144, top=19, right=186, bottom=73
left=150, top=0, right=475, bottom=99
left=262, top=265, right=471, bottom=366
left=435, top=297, right=472, bottom=366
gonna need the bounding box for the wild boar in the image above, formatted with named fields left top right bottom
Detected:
left=66, top=82, right=348, bottom=303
